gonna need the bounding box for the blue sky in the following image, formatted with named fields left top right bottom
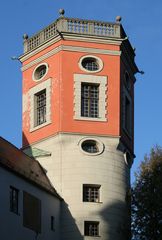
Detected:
left=1, top=0, right=162, bottom=182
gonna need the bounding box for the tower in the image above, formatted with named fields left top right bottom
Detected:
left=20, top=10, right=138, bottom=240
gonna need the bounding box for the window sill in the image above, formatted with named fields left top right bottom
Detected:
left=30, top=120, right=51, bottom=132
left=84, top=235, right=101, bottom=238
left=83, top=201, right=103, bottom=204
left=74, top=116, right=107, bottom=122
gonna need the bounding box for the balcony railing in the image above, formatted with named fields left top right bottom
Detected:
left=23, top=17, right=123, bottom=53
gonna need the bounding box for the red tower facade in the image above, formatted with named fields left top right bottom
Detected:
left=20, top=12, right=138, bottom=240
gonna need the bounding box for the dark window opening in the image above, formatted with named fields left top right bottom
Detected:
left=35, top=90, right=46, bottom=126
left=34, top=65, right=47, bottom=80
left=81, top=83, right=99, bottom=118
left=51, top=216, right=55, bottom=231
left=125, top=96, right=131, bottom=133
left=81, top=140, right=98, bottom=153
left=83, top=185, right=100, bottom=202
left=84, top=221, right=99, bottom=236
left=82, top=57, right=99, bottom=71
left=10, top=186, right=19, bottom=214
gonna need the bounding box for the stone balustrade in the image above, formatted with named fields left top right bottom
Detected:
left=23, top=17, right=123, bottom=53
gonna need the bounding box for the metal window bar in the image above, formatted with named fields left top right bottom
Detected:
left=82, top=140, right=98, bottom=153
left=82, top=60, right=98, bottom=71
left=83, top=186, right=100, bottom=202
left=81, top=84, right=99, bottom=118
left=85, top=222, right=99, bottom=236
left=36, top=90, right=46, bottom=126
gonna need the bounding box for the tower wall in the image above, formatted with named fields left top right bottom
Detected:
left=20, top=15, right=138, bottom=239
left=25, top=133, right=130, bottom=239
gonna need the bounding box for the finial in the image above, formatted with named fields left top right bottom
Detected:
left=116, top=16, right=122, bottom=23
left=23, top=33, right=28, bottom=40
left=59, top=9, right=65, bottom=17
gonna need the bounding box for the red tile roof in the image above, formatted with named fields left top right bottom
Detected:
left=0, top=136, right=61, bottom=199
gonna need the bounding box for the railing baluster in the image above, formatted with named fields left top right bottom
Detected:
left=24, top=18, right=121, bottom=53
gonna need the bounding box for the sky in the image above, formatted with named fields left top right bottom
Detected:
left=0, top=0, right=162, bottom=183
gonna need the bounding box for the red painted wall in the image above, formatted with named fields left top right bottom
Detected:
left=22, top=39, right=123, bottom=147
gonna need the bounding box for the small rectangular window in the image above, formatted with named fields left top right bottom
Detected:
left=125, top=96, right=131, bottom=133
left=51, top=216, right=55, bottom=231
left=10, top=186, right=19, bottom=214
left=35, top=90, right=46, bottom=126
left=84, top=221, right=99, bottom=236
left=83, top=185, right=100, bottom=202
left=81, top=83, right=99, bottom=118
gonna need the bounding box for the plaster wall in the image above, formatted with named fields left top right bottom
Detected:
left=0, top=167, right=61, bottom=240
left=28, top=133, right=130, bottom=240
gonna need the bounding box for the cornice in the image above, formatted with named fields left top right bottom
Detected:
left=20, top=32, right=122, bottom=63
left=22, top=132, right=121, bottom=149
left=21, top=45, right=121, bottom=72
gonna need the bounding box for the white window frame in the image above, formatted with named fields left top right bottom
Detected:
left=74, top=74, right=107, bottom=121
left=32, top=62, right=48, bottom=82
left=29, top=78, right=51, bottom=132
left=79, top=55, right=103, bottom=73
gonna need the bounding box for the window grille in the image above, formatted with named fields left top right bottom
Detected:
left=34, top=65, right=47, bottom=80
left=81, top=83, right=99, bottom=118
left=81, top=140, right=98, bottom=153
left=82, top=58, right=99, bottom=71
left=83, top=185, right=100, bottom=202
left=35, top=90, right=46, bottom=126
left=84, top=221, right=99, bottom=236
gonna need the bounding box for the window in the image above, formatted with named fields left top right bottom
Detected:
left=79, top=55, right=103, bottom=73
left=83, top=185, right=100, bottom=202
left=124, top=96, right=131, bottom=134
left=10, top=186, right=19, bottom=214
left=35, top=90, right=46, bottom=126
left=79, top=138, right=104, bottom=155
left=51, top=216, right=55, bottom=231
left=74, top=74, right=107, bottom=121
left=81, top=83, right=99, bottom=118
left=23, top=191, right=41, bottom=233
left=33, top=63, right=48, bottom=81
left=84, top=221, right=99, bottom=237
left=29, top=78, right=51, bottom=132
left=81, top=140, right=98, bottom=153
left=82, top=57, right=99, bottom=71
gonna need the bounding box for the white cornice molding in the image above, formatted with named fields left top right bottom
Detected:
left=20, top=33, right=122, bottom=63
left=21, top=45, right=121, bottom=72
left=21, top=45, right=62, bottom=71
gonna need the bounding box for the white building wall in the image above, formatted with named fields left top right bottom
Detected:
left=30, top=133, right=130, bottom=240
left=0, top=167, right=61, bottom=240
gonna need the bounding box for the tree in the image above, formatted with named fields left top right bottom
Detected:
left=131, top=146, right=162, bottom=240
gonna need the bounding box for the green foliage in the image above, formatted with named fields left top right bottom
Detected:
left=131, top=146, right=162, bottom=240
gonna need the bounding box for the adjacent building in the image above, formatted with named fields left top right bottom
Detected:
left=0, top=137, right=61, bottom=240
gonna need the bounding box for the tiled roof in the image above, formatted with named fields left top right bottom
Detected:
left=0, top=136, right=61, bottom=199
